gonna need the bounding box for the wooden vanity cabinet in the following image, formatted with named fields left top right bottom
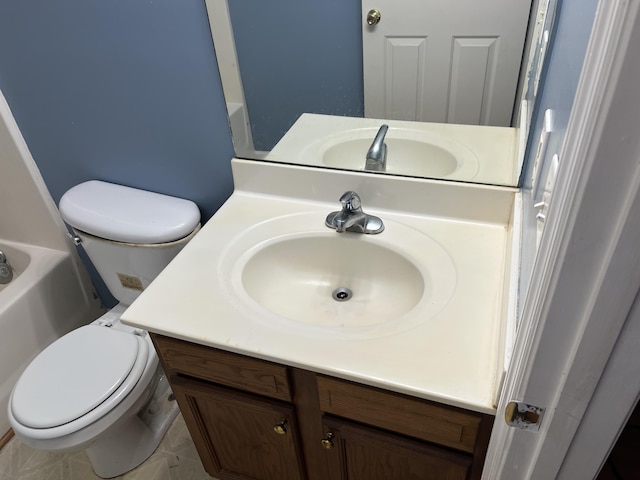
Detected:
left=152, top=334, right=304, bottom=480
left=151, top=334, right=494, bottom=480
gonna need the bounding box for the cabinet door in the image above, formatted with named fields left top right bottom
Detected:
left=322, top=416, right=470, bottom=480
left=171, top=376, right=306, bottom=480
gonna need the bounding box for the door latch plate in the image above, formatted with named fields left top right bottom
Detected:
left=505, top=401, right=545, bottom=431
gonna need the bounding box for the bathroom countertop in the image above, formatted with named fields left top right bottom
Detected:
left=122, top=160, right=517, bottom=415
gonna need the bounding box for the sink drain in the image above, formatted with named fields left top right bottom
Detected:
left=332, top=287, right=353, bottom=302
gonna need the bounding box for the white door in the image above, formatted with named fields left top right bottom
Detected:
left=484, top=2, right=640, bottom=478
left=362, top=0, right=531, bottom=126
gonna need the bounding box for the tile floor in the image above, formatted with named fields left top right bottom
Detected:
left=0, top=414, right=215, bottom=480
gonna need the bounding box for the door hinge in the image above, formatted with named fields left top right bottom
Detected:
left=505, top=401, right=545, bottom=431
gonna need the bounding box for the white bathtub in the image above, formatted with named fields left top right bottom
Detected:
left=0, top=239, right=101, bottom=436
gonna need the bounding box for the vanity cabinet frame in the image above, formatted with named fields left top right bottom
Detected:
left=152, top=334, right=493, bottom=480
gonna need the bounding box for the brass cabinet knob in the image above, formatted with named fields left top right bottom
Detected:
left=321, top=432, right=335, bottom=449
left=366, top=9, right=381, bottom=25
left=273, top=419, right=288, bottom=435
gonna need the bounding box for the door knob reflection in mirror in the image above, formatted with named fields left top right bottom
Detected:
left=366, top=9, right=381, bottom=26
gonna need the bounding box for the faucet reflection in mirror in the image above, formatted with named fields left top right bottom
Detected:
left=365, top=125, right=388, bottom=172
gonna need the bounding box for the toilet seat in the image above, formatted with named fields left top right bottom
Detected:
left=11, top=325, right=149, bottom=435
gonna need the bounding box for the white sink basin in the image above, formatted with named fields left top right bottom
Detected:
left=320, top=127, right=479, bottom=178
left=242, top=236, right=424, bottom=328
left=221, top=212, right=456, bottom=338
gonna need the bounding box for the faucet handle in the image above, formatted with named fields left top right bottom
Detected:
left=339, top=191, right=361, bottom=211
left=326, top=191, right=384, bottom=234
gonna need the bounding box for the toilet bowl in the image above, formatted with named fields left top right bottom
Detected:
left=8, top=181, right=201, bottom=478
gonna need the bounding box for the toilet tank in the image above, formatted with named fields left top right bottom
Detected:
left=59, top=181, right=200, bottom=306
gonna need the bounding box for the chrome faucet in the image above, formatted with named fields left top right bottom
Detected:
left=325, top=191, right=384, bottom=234
left=365, top=124, right=389, bottom=172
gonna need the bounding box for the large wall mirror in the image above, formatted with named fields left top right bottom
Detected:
left=205, top=0, right=557, bottom=187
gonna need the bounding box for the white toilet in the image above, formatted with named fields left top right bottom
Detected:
left=8, top=180, right=201, bottom=478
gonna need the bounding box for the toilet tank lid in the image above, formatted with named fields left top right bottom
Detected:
left=59, top=180, right=201, bottom=244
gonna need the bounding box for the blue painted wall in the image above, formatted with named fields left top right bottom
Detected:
left=229, top=0, right=363, bottom=151
left=0, top=0, right=235, bottom=222
left=518, top=0, right=599, bottom=312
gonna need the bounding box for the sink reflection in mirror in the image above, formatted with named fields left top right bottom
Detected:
left=266, top=114, right=519, bottom=185
left=324, top=134, right=466, bottom=178
left=321, top=128, right=478, bottom=179
left=221, top=212, right=457, bottom=339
